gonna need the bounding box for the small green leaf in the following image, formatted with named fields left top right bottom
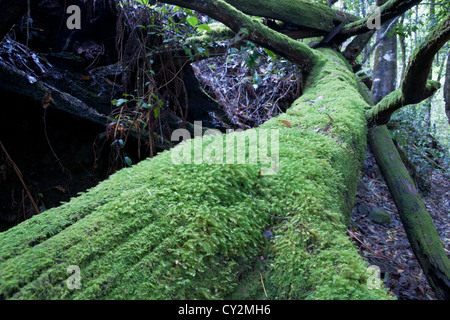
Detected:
left=187, top=16, right=199, bottom=28
left=111, top=139, right=124, bottom=147
left=138, top=101, right=151, bottom=109
left=183, top=46, right=193, bottom=59
left=154, top=106, right=160, bottom=118
left=112, top=98, right=128, bottom=107
left=124, top=156, right=132, bottom=166
left=264, top=48, right=276, bottom=59
left=196, top=24, right=211, bottom=33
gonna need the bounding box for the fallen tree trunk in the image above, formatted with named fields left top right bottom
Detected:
left=368, top=125, right=450, bottom=300
left=9, top=0, right=446, bottom=300
left=0, top=59, right=107, bottom=126
left=0, top=47, right=391, bottom=299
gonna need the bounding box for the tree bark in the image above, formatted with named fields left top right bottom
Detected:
left=445, top=51, right=450, bottom=124
left=366, top=13, right=450, bottom=125
left=371, top=15, right=397, bottom=104
left=342, top=30, right=375, bottom=65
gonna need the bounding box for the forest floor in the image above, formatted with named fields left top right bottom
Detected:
left=350, top=149, right=450, bottom=300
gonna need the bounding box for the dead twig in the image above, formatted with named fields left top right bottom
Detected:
left=0, top=140, right=40, bottom=216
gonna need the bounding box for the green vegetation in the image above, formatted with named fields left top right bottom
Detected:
left=2, top=0, right=448, bottom=301
left=0, top=47, right=391, bottom=299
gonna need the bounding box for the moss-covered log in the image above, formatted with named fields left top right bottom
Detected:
left=223, top=0, right=357, bottom=37
left=0, top=46, right=391, bottom=299
left=368, top=125, right=450, bottom=300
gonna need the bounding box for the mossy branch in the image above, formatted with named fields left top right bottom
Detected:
left=401, top=14, right=450, bottom=104
left=342, top=0, right=422, bottom=36
left=366, top=80, right=441, bottom=125
left=223, top=0, right=358, bottom=36
left=366, top=14, right=450, bottom=125
left=157, top=0, right=317, bottom=67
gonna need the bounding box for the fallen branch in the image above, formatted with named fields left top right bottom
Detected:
left=366, top=80, right=440, bottom=125
left=157, top=0, right=317, bottom=67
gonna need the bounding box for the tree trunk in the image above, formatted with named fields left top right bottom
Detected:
left=445, top=51, right=450, bottom=124
left=0, top=45, right=391, bottom=300
left=369, top=5, right=450, bottom=299
left=371, top=10, right=397, bottom=104
left=368, top=125, right=450, bottom=300
left=0, top=0, right=447, bottom=301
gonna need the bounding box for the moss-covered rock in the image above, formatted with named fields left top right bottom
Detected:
left=368, top=207, right=392, bottom=225
left=0, top=49, right=392, bottom=300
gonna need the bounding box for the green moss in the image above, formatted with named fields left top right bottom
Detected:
left=254, top=49, right=391, bottom=299
left=224, top=0, right=349, bottom=32
left=0, top=49, right=392, bottom=300
left=366, top=80, right=441, bottom=125
left=186, top=22, right=235, bottom=44
left=368, top=207, right=392, bottom=225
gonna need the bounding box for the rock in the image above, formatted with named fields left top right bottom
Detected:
left=368, top=207, right=392, bottom=225
left=356, top=203, right=370, bottom=216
